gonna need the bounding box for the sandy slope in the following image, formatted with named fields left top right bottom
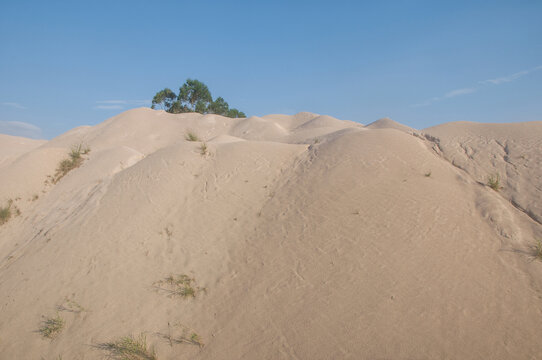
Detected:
left=0, top=109, right=541, bottom=359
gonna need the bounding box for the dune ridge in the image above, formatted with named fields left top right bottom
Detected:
left=1, top=108, right=541, bottom=359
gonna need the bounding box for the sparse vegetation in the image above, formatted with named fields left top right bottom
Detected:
left=153, top=274, right=204, bottom=299
left=424, top=170, right=432, bottom=177
left=53, top=144, right=90, bottom=183
left=32, top=194, right=39, bottom=201
left=160, top=322, right=204, bottom=348
left=199, top=143, right=208, bottom=156
left=57, top=297, right=86, bottom=313
left=39, top=314, right=65, bottom=339
left=98, top=334, right=157, bottom=360
left=487, top=173, right=501, bottom=191
left=185, top=132, right=200, bottom=142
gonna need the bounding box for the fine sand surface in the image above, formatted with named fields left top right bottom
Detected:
left=0, top=108, right=541, bottom=359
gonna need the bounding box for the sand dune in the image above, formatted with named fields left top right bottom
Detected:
left=0, top=109, right=541, bottom=359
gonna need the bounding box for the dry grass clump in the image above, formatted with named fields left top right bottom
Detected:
left=153, top=274, right=204, bottom=299
left=199, top=143, right=208, bottom=156
left=98, top=334, right=157, bottom=360
left=185, top=132, right=199, bottom=142
left=53, top=144, right=90, bottom=183
left=39, top=314, right=65, bottom=339
left=487, top=173, right=501, bottom=191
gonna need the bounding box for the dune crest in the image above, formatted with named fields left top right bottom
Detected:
left=1, top=109, right=541, bottom=359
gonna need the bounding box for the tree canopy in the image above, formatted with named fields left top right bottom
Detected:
left=151, top=79, right=246, bottom=118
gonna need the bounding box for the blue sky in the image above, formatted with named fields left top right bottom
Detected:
left=1, top=0, right=541, bottom=139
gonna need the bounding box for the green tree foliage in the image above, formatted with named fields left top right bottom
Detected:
left=226, top=108, right=246, bottom=118
left=178, top=79, right=212, bottom=112
left=151, top=88, right=177, bottom=110
left=208, top=96, right=229, bottom=115
left=151, top=79, right=245, bottom=118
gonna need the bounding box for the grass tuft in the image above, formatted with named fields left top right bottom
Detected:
left=185, top=132, right=199, bottom=142
left=424, top=170, right=432, bottom=177
left=159, top=323, right=204, bottom=348
left=0, top=203, right=11, bottom=225
left=535, top=239, right=542, bottom=261
left=39, top=315, right=65, bottom=339
left=99, top=334, right=157, bottom=360
left=53, top=144, right=90, bottom=183
left=154, top=274, right=204, bottom=299
left=487, top=173, right=501, bottom=191
left=199, top=143, right=208, bottom=156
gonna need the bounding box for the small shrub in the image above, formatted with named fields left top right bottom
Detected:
left=98, top=334, right=156, bottom=360
left=185, top=132, right=199, bottom=142
left=424, top=170, right=432, bottom=177
left=199, top=143, right=208, bottom=156
left=487, top=173, right=501, bottom=191
left=39, top=315, right=65, bottom=339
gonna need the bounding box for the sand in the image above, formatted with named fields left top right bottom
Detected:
left=0, top=108, right=541, bottom=359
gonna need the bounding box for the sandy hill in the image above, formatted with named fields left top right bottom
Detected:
left=365, top=117, right=415, bottom=133
left=0, top=109, right=541, bottom=360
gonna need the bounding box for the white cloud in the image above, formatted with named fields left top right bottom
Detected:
left=1, top=102, right=26, bottom=109
left=0, top=120, right=42, bottom=139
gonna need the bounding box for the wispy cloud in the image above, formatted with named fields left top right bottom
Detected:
left=444, top=88, right=476, bottom=98
left=411, top=65, right=542, bottom=108
left=0, top=120, right=42, bottom=139
left=94, top=99, right=150, bottom=110
left=479, top=65, right=542, bottom=85
left=1, top=102, right=26, bottom=109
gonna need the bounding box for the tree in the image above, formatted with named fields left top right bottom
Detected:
left=151, top=88, right=177, bottom=110
left=226, top=108, right=246, bottom=118
left=151, top=79, right=245, bottom=118
left=178, top=79, right=212, bottom=112
left=167, top=100, right=189, bottom=114
left=208, top=97, right=229, bottom=115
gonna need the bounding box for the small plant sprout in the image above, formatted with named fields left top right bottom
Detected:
left=487, top=173, right=501, bottom=191
left=424, top=170, right=432, bottom=177
left=98, top=334, right=157, bottom=360
left=199, top=143, right=208, bottom=156
left=153, top=274, right=204, bottom=299
left=39, top=314, right=65, bottom=339
left=185, top=131, right=199, bottom=142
